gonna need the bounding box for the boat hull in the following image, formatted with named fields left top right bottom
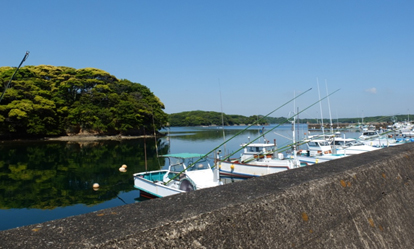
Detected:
left=133, top=171, right=184, bottom=198
left=219, top=161, right=290, bottom=178
left=296, top=154, right=348, bottom=165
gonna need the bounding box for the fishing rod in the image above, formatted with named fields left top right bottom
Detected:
left=0, top=51, right=30, bottom=104
left=217, top=88, right=341, bottom=163
left=164, top=87, right=313, bottom=184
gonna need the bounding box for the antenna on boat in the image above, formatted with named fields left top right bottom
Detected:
left=151, top=107, right=165, bottom=168
left=166, top=122, right=171, bottom=154
left=143, top=127, right=148, bottom=172
left=218, top=79, right=226, bottom=156
left=0, top=51, right=30, bottom=103
left=292, top=91, right=297, bottom=156
left=325, top=79, right=334, bottom=134
left=296, top=106, right=300, bottom=144
left=317, top=78, right=325, bottom=135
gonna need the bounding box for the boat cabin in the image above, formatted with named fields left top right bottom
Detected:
left=240, top=143, right=277, bottom=162
left=306, top=139, right=332, bottom=156
left=359, top=130, right=379, bottom=140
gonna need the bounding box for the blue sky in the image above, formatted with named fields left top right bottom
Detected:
left=1, top=1, right=413, bottom=120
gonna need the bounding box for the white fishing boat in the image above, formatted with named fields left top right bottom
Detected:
left=358, top=130, right=398, bottom=147
left=315, top=132, right=381, bottom=155
left=218, top=141, right=301, bottom=178
left=399, top=125, right=414, bottom=137
left=359, top=130, right=380, bottom=140
left=332, top=137, right=381, bottom=155
left=296, top=137, right=349, bottom=165
left=133, top=153, right=221, bottom=198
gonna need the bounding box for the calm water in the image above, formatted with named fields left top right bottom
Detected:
left=0, top=124, right=360, bottom=231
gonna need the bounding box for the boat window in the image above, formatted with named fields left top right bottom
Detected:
left=308, top=142, right=318, bottom=147
left=183, top=157, right=211, bottom=171
left=318, top=141, right=331, bottom=146
left=353, top=141, right=364, bottom=146
left=197, top=163, right=210, bottom=170
left=170, top=163, right=185, bottom=173
left=247, top=147, right=262, bottom=153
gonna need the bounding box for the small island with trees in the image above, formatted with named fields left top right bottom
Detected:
left=0, top=65, right=168, bottom=139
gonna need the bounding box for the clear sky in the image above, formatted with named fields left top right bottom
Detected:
left=1, top=1, right=413, bottom=120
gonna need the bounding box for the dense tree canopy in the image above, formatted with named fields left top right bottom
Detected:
left=168, top=110, right=286, bottom=126
left=0, top=65, right=168, bottom=138
left=168, top=110, right=404, bottom=127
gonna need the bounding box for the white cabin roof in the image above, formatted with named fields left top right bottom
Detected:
left=241, top=143, right=276, bottom=148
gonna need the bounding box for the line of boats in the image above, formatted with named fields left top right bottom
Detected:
left=133, top=122, right=414, bottom=199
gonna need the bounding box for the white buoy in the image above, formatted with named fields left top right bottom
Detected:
left=121, top=164, right=127, bottom=169
left=93, top=183, right=99, bottom=188
left=119, top=167, right=126, bottom=172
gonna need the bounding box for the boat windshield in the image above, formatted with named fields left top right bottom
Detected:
left=187, top=162, right=210, bottom=171
left=345, top=140, right=363, bottom=146
left=363, top=131, right=377, bottom=136
left=334, top=141, right=345, bottom=146
left=166, top=156, right=212, bottom=172
left=247, top=146, right=262, bottom=153
left=170, top=163, right=185, bottom=173
left=334, top=141, right=356, bottom=147
left=308, top=141, right=331, bottom=147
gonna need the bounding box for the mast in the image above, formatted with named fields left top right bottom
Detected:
left=143, top=127, right=148, bottom=172
left=292, top=92, right=297, bottom=156
left=218, top=79, right=226, bottom=155
left=296, top=106, right=300, bottom=143
left=317, top=78, right=325, bottom=135
left=325, top=79, right=334, bottom=134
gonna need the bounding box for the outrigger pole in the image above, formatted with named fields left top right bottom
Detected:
left=164, top=87, right=313, bottom=185
left=0, top=51, right=30, bottom=104
left=218, top=88, right=340, bottom=163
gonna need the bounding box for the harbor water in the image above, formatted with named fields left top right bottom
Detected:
left=0, top=124, right=361, bottom=231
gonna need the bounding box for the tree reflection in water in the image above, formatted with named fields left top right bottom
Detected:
left=0, top=138, right=169, bottom=210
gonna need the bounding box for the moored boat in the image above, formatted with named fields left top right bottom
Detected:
left=218, top=141, right=302, bottom=178
left=358, top=130, right=398, bottom=147
left=332, top=137, right=381, bottom=155
left=133, top=153, right=221, bottom=198
left=295, top=136, right=349, bottom=165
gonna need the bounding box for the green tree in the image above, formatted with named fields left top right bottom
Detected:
left=0, top=66, right=168, bottom=138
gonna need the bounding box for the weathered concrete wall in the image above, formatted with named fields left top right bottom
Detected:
left=2, top=143, right=414, bottom=248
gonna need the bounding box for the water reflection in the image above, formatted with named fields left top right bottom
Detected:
left=0, top=139, right=169, bottom=210
left=0, top=124, right=312, bottom=230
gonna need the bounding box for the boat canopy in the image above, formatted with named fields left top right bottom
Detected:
left=160, top=153, right=207, bottom=159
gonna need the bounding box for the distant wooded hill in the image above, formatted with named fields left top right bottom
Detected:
left=168, top=111, right=295, bottom=126
left=168, top=110, right=406, bottom=127
left=0, top=65, right=168, bottom=138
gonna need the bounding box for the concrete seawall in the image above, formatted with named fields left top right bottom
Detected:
left=2, top=143, right=414, bottom=248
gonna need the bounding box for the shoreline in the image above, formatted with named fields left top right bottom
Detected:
left=0, top=134, right=158, bottom=143
left=44, top=135, right=153, bottom=141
